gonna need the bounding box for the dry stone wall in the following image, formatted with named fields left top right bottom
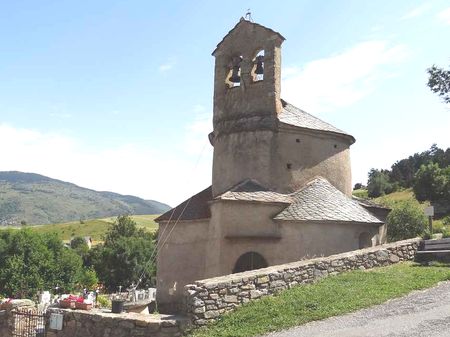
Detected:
left=184, top=238, right=421, bottom=327
left=45, top=308, right=190, bottom=337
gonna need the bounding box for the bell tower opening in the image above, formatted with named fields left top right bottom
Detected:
left=225, top=55, right=243, bottom=88
left=252, top=49, right=265, bottom=82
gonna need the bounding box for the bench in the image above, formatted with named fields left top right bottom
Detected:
left=416, top=238, right=450, bottom=261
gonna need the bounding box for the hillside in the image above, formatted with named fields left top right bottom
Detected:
left=28, top=214, right=159, bottom=241
left=0, top=171, right=170, bottom=225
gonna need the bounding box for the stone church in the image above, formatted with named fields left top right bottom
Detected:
left=155, top=18, right=389, bottom=312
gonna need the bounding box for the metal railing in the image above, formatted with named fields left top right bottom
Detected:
left=12, top=308, right=46, bottom=337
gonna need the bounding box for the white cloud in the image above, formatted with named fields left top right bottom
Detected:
left=0, top=123, right=211, bottom=206
left=400, top=4, right=430, bottom=20
left=158, top=57, right=176, bottom=72
left=282, top=40, right=409, bottom=113
left=437, top=7, right=450, bottom=25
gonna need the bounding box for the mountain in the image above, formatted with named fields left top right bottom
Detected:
left=0, top=171, right=170, bottom=225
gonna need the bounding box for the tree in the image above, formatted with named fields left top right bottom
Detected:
left=353, top=183, right=363, bottom=190
left=79, top=268, right=98, bottom=289
left=367, top=169, right=394, bottom=198
left=70, top=236, right=89, bottom=260
left=0, top=230, right=83, bottom=298
left=413, top=163, right=447, bottom=203
left=427, top=64, right=450, bottom=104
left=387, top=200, right=428, bottom=242
left=87, top=216, right=156, bottom=292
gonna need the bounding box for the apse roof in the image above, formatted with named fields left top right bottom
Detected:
left=278, top=100, right=355, bottom=143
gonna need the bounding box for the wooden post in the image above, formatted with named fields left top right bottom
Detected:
left=425, top=206, right=434, bottom=236
left=429, top=216, right=433, bottom=235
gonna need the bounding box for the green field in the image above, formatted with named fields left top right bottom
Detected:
left=21, top=215, right=159, bottom=241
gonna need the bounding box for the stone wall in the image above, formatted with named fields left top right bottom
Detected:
left=0, top=310, right=10, bottom=337
left=45, top=308, right=189, bottom=337
left=0, top=300, right=36, bottom=337
left=184, top=238, right=421, bottom=327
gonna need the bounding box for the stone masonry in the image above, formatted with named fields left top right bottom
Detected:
left=0, top=300, right=36, bottom=337
left=0, top=310, right=10, bottom=337
left=184, top=238, right=421, bottom=327
left=45, top=308, right=190, bottom=337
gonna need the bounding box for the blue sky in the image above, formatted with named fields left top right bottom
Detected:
left=1, top=0, right=449, bottom=206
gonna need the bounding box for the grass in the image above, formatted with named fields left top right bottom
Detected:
left=352, top=188, right=368, bottom=199
left=25, top=214, right=159, bottom=241
left=373, top=188, right=417, bottom=206
left=189, top=262, right=450, bottom=337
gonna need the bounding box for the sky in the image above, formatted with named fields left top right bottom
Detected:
left=1, top=0, right=449, bottom=207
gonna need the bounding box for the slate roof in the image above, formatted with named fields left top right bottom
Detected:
left=156, top=178, right=382, bottom=225
left=278, top=100, right=355, bottom=143
left=155, top=186, right=212, bottom=222
left=216, top=179, right=292, bottom=204
left=274, top=177, right=383, bottom=223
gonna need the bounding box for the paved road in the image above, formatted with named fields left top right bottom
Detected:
left=262, top=281, right=450, bottom=337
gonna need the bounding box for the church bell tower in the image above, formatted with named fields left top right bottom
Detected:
left=210, top=18, right=285, bottom=196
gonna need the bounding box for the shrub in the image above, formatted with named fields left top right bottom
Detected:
left=442, top=227, right=450, bottom=239
left=442, top=216, right=450, bottom=226
left=353, top=189, right=368, bottom=199
left=422, top=228, right=432, bottom=240
left=387, top=200, right=428, bottom=241
left=433, top=220, right=444, bottom=234
left=96, top=294, right=111, bottom=309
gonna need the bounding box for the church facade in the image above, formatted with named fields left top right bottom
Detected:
left=155, top=19, right=389, bottom=313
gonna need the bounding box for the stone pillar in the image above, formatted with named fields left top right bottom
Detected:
left=0, top=299, right=36, bottom=337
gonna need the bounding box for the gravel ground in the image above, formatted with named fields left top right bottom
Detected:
left=261, top=281, right=450, bottom=337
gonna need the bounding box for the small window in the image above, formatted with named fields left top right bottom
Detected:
left=296, top=139, right=300, bottom=143
left=226, top=55, right=243, bottom=88
left=251, top=50, right=264, bottom=82
left=334, top=144, right=337, bottom=149
left=286, top=163, right=292, bottom=169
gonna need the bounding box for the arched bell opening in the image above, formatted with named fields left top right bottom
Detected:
left=232, top=251, right=268, bottom=274
left=358, top=232, right=372, bottom=249
left=225, top=55, right=243, bottom=88
left=251, top=49, right=265, bottom=82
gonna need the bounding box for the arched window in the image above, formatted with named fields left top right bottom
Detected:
left=226, top=55, right=242, bottom=88
left=252, top=50, right=264, bottom=82
left=233, top=251, right=268, bottom=273
left=359, top=232, right=372, bottom=249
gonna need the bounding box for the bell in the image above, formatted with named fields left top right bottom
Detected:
left=229, top=66, right=241, bottom=83
left=255, top=55, right=264, bottom=75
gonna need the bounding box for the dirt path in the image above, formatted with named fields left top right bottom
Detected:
left=262, top=281, right=450, bottom=337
